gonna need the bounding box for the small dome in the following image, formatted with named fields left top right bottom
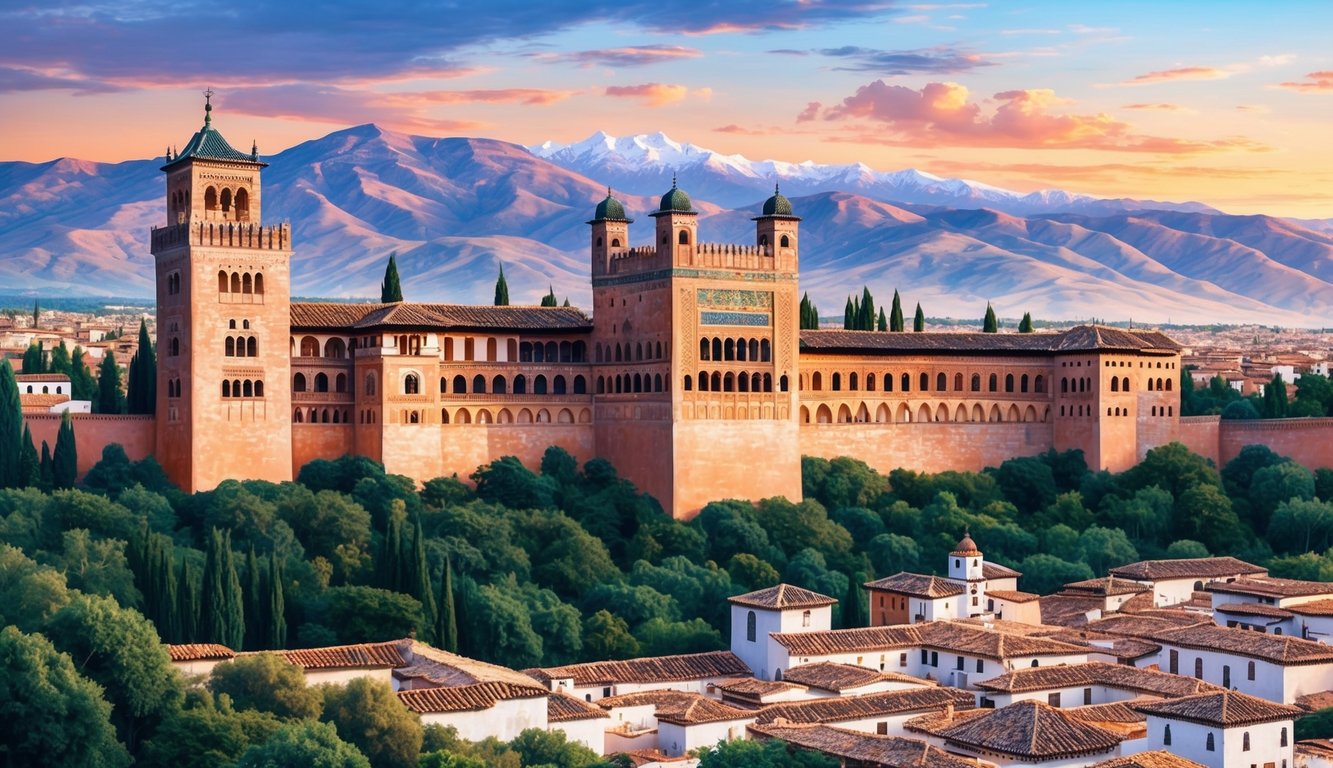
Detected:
left=952, top=530, right=981, bottom=556
left=659, top=176, right=693, bottom=213
left=762, top=185, right=793, bottom=216
left=594, top=190, right=627, bottom=221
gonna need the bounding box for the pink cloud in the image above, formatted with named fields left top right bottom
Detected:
left=1279, top=71, right=1333, bottom=93
left=1122, top=103, right=1187, bottom=111
left=817, top=80, right=1266, bottom=154
left=604, top=83, right=692, bottom=106
left=1124, top=66, right=1230, bottom=85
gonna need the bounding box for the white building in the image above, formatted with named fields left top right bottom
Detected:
left=904, top=699, right=1124, bottom=767
left=597, top=690, right=753, bottom=758
left=1209, top=577, right=1333, bottom=635
left=1146, top=624, right=1333, bottom=704
left=398, top=683, right=549, bottom=742
left=752, top=686, right=975, bottom=738
left=1108, top=558, right=1266, bottom=608
left=526, top=650, right=750, bottom=701
left=973, top=661, right=1223, bottom=710
left=166, top=643, right=236, bottom=678
left=864, top=532, right=1024, bottom=627
left=727, top=583, right=835, bottom=682
left=1131, top=690, right=1300, bottom=768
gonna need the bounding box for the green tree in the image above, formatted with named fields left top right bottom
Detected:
left=799, top=292, right=820, bottom=330
left=31, top=300, right=39, bottom=329
left=890, top=290, right=904, bottom=332
left=1263, top=374, right=1289, bottom=418
left=96, top=352, right=123, bottom=413
left=0, top=359, right=23, bottom=488
left=49, top=339, right=71, bottom=376
left=1248, top=462, right=1316, bottom=534
left=541, top=286, right=558, bottom=307
left=493, top=264, right=510, bottom=306
left=380, top=253, right=403, bottom=303
left=583, top=609, right=640, bottom=660
left=320, top=678, right=423, bottom=768
left=1269, top=499, right=1333, bottom=554
left=858, top=286, right=875, bottom=331
left=265, top=554, right=288, bottom=650
left=324, top=585, right=422, bottom=643
left=635, top=617, right=724, bottom=657
left=22, top=340, right=45, bottom=374
left=982, top=302, right=998, bottom=333
left=126, top=320, right=156, bottom=415
left=235, top=721, right=370, bottom=768
left=69, top=346, right=97, bottom=403
left=509, top=728, right=606, bottom=768
left=1017, top=553, right=1093, bottom=595
left=727, top=553, right=781, bottom=590
left=1018, top=312, right=1034, bottom=333
left=843, top=571, right=865, bottom=628
left=52, top=410, right=77, bottom=489
left=407, top=516, right=437, bottom=642
left=437, top=556, right=460, bottom=652
left=0, top=543, right=72, bottom=633
left=913, top=302, right=924, bottom=332
left=1077, top=526, right=1139, bottom=574
left=696, top=738, right=838, bottom=767
left=177, top=557, right=201, bottom=643
left=0, top=626, right=130, bottom=768
left=201, top=528, right=244, bottom=649
left=140, top=690, right=283, bottom=768
left=1297, top=708, right=1333, bottom=740
left=209, top=653, right=324, bottom=720
left=842, top=296, right=855, bottom=330
left=244, top=546, right=263, bottom=650
left=47, top=593, right=182, bottom=752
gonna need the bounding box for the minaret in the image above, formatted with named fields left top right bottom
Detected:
left=651, top=174, right=698, bottom=264
left=150, top=92, right=293, bottom=491
left=753, top=184, right=800, bottom=264
left=588, top=188, right=631, bottom=276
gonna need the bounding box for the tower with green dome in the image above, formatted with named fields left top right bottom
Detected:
left=588, top=188, right=632, bottom=275
left=651, top=174, right=698, bottom=263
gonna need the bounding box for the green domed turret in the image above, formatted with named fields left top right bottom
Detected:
left=593, top=189, right=629, bottom=222
left=658, top=175, right=693, bottom=213
left=762, top=184, right=793, bottom=217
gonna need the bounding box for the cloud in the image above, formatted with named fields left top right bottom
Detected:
left=925, top=158, right=1276, bottom=182
left=0, top=66, right=124, bottom=95
left=604, top=83, right=697, bottom=106
left=796, top=101, right=823, bottom=122
left=816, top=80, right=1266, bottom=153
left=534, top=45, right=702, bottom=67
left=1236, top=104, right=1270, bottom=114
left=713, top=124, right=772, bottom=135
left=814, top=45, right=995, bottom=75
left=0, top=1, right=895, bottom=89
left=1279, top=71, right=1333, bottom=93
left=1124, top=66, right=1231, bottom=85
left=1122, top=103, right=1188, bottom=111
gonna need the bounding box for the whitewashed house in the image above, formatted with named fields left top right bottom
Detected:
left=727, top=583, right=835, bottom=682
left=1147, top=624, right=1333, bottom=704
left=904, top=699, right=1125, bottom=767
left=973, top=661, right=1223, bottom=710
left=1130, top=691, right=1300, bottom=768
left=166, top=643, right=236, bottom=678
left=1108, top=558, right=1266, bottom=607
left=526, top=650, right=750, bottom=701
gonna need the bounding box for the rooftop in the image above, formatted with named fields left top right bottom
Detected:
left=1135, top=690, right=1302, bottom=727
left=728, top=583, right=839, bottom=610
left=276, top=641, right=405, bottom=670
left=974, top=661, right=1224, bottom=698
left=393, top=640, right=540, bottom=689
left=772, top=621, right=1090, bottom=660
left=547, top=691, right=610, bottom=722
left=167, top=643, right=236, bottom=662
left=1207, top=576, right=1333, bottom=599
left=397, top=681, right=548, bottom=714
left=749, top=722, right=976, bottom=768
left=290, top=302, right=592, bottom=333
left=779, top=662, right=934, bottom=693
left=906, top=700, right=1123, bottom=760
left=526, top=650, right=749, bottom=687
left=799, top=325, right=1180, bottom=357
left=1154, top=623, right=1333, bottom=664
left=1059, top=576, right=1151, bottom=598
left=597, top=690, right=752, bottom=726
left=1108, top=557, right=1265, bottom=581
left=987, top=589, right=1041, bottom=603
left=1213, top=602, right=1294, bottom=620
left=864, top=573, right=964, bottom=599
left=754, top=687, right=974, bottom=725
left=1090, top=751, right=1207, bottom=768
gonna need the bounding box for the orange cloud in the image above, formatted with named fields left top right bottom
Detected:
left=1124, top=66, right=1230, bottom=85
left=604, top=83, right=695, bottom=106
left=1122, top=103, right=1187, bottom=111
left=817, top=80, right=1266, bottom=154
left=1279, top=71, right=1333, bottom=93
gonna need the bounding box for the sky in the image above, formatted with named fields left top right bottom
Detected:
left=4, top=1, right=1333, bottom=217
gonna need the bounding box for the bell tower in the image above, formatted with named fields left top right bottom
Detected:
left=652, top=175, right=698, bottom=265
left=150, top=92, right=293, bottom=492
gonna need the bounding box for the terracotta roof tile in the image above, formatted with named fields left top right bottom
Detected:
left=529, top=651, right=749, bottom=687
left=1298, top=739, right=1333, bottom=759
left=547, top=691, right=610, bottom=722
left=713, top=677, right=801, bottom=698
left=278, top=641, right=405, bottom=670
left=1108, top=557, right=1265, bottom=581
left=1066, top=701, right=1147, bottom=725
left=772, top=625, right=921, bottom=656
left=1290, top=598, right=1333, bottom=617
left=394, top=640, right=540, bottom=688
left=290, top=301, right=592, bottom=333
left=975, top=661, right=1222, bottom=697
left=983, top=562, right=1023, bottom=580
left=906, top=700, right=1123, bottom=759
left=1135, top=690, right=1302, bottom=726
left=864, top=573, right=964, bottom=599
left=987, top=589, right=1040, bottom=603
left=1090, top=750, right=1207, bottom=768
left=755, top=687, right=974, bottom=725
left=1207, top=577, right=1333, bottom=599
left=1214, top=602, right=1294, bottom=619
left=749, top=723, right=977, bottom=768
left=799, top=325, right=1180, bottom=356
left=1155, top=624, right=1333, bottom=664
left=728, top=583, right=838, bottom=610
left=780, top=662, right=933, bottom=693
left=1060, top=577, right=1151, bottom=597
left=773, top=621, right=1089, bottom=660
left=167, top=643, right=236, bottom=662
left=597, top=690, right=753, bottom=725
left=397, top=681, right=548, bottom=714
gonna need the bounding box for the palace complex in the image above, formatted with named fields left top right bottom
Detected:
left=23, top=101, right=1332, bottom=518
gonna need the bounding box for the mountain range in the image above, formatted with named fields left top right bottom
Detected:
left=0, top=124, right=1329, bottom=327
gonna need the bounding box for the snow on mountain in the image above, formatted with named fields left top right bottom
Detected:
left=0, top=123, right=1329, bottom=326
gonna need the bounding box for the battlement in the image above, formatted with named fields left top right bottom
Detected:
left=696, top=242, right=772, bottom=258
left=151, top=221, right=291, bottom=254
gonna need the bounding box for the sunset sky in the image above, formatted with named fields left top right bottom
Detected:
left=5, top=1, right=1333, bottom=216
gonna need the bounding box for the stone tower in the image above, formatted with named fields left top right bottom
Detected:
left=150, top=93, right=293, bottom=491
left=590, top=182, right=803, bottom=518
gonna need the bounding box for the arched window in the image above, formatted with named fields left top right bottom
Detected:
left=254, top=273, right=264, bottom=294
left=230, top=272, right=241, bottom=293
left=242, top=380, right=253, bottom=397
left=254, top=380, right=263, bottom=397
left=678, top=229, right=690, bottom=245
left=314, top=373, right=328, bottom=392
left=1111, top=377, right=1120, bottom=392
left=1282, top=727, right=1288, bottom=746
left=453, top=375, right=466, bottom=394
left=225, top=337, right=235, bottom=356
left=205, top=186, right=218, bottom=211
left=920, top=372, right=929, bottom=391
left=493, top=375, right=507, bottom=395
left=404, top=374, right=419, bottom=395
left=700, top=338, right=710, bottom=361
left=683, top=375, right=692, bottom=391
left=335, top=373, right=347, bottom=393
left=514, top=375, right=527, bottom=395
left=473, top=374, right=486, bottom=394
left=712, top=338, right=722, bottom=361
left=832, top=372, right=841, bottom=391
left=247, top=337, right=257, bottom=356
left=325, top=338, right=346, bottom=358
left=365, top=373, right=377, bottom=396
left=218, top=270, right=228, bottom=293
left=779, top=374, right=788, bottom=392
left=1005, top=373, right=1014, bottom=393
left=535, top=375, right=548, bottom=395
left=954, top=373, right=963, bottom=391
left=1205, top=733, right=1214, bottom=751
left=812, top=372, right=822, bottom=391
left=1194, top=658, right=1203, bottom=679
left=294, top=408, right=303, bottom=423
left=972, top=373, right=981, bottom=392
left=866, top=372, right=876, bottom=391
left=988, top=373, right=998, bottom=392
left=902, top=373, right=911, bottom=392
left=1035, top=375, right=1045, bottom=393
left=1020, top=374, right=1029, bottom=393
left=746, top=611, right=756, bottom=642
left=293, top=373, right=306, bottom=392
left=780, top=234, right=790, bottom=248
left=1163, top=724, right=1171, bottom=746
left=222, top=380, right=231, bottom=397
left=554, top=375, right=567, bottom=395
left=575, top=375, right=587, bottom=395
left=171, top=337, right=180, bottom=356
left=242, top=272, right=252, bottom=294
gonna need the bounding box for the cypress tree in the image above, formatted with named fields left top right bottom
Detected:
left=843, top=573, right=865, bottom=629
left=20, top=422, right=39, bottom=488
left=243, top=546, right=263, bottom=651
left=410, top=517, right=437, bottom=642
left=202, top=529, right=244, bottom=649
left=913, top=303, right=925, bottom=333
left=48, top=340, right=70, bottom=376
left=843, top=297, right=855, bottom=330
left=153, top=538, right=178, bottom=643
left=266, top=555, right=287, bottom=650
left=380, top=253, right=403, bottom=303
left=177, top=558, right=199, bottom=643
left=21, top=341, right=44, bottom=374
left=52, top=410, right=76, bottom=489
left=127, top=320, right=156, bottom=415
left=493, top=265, right=510, bottom=306
left=0, top=360, right=21, bottom=489
left=877, top=307, right=887, bottom=332
left=983, top=303, right=998, bottom=333
left=890, top=290, right=904, bottom=332
left=437, top=556, right=459, bottom=653
left=799, top=293, right=822, bottom=330
left=39, top=440, right=53, bottom=488
left=859, top=287, right=875, bottom=331
left=95, top=351, right=122, bottom=414
left=31, top=300, right=39, bottom=329
left=69, top=347, right=96, bottom=403
left=1018, top=312, right=1034, bottom=333
left=1264, top=374, right=1289, bottom=418
left=540, top=286, right=558, bottom=307
left=562, top=297, right=571, bottom=307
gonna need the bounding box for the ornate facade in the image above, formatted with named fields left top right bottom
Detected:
left=147, top=102, right=1200, bottom=518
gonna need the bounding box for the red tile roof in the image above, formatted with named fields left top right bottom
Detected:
left=987, top=589, right=1040, bottom=603
left=1214, top=602, right=1294, bottom=620
left=975, top=661, right=1223, bottom=697
left=1290, top=599, right=1333, bottom=617
left=397, top=681, right=548, bottom=714
left=773, top=621, right=1090, bottom=660
left=728, top=583, right=838, bottom=610
left=1060, top=577, right=1151, bottom=597
left=279, top=641, right=405, bottom=670
left=528, top=651, right=749, bottom=687
left=1108, top=557, right=1265, bottom=581
left=749, top=722, right=977, bottom=768
left=290, top=302, right=592, bottom=333
left=1207, top=577, right=1333, bottom=599
left=864, top=573, right=964, bottom=599
left=906, top=700, right=1123, bottom=759
left=1155, top=624, right=1333, bottom=665
left=780, top=662, right=933, bottom=693
left=167, top=643, right=236, bottom=662
left=1135, top=690, right=1302, bottom=726
left=547, top=691, right=610, bottom=722
left=755, top=687, right=973, bottom=726
left=597, top=690, right=753, bottom=725
left=1090, top=751, right=1207, bottom=768
left=799, top=326, right=1180, bottom=355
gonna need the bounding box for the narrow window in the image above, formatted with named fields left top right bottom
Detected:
left=746, top=611, right=756, bottom=642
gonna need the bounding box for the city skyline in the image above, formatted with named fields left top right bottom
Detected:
left=4, top=2, right=1333, bottom=216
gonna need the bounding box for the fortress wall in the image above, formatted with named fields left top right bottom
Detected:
left=438, top=423, right=596, bottom=483
left=1218, top=417, right=1333, bottom=470
left=24, top=414, right=156, bottom=478
left=596, top=418, right=675, bottom=515
left=292, top=424, right=355, bottom=476
left=671, top=420, right=803, bottom=520
left=1135, top=413, right=1181, bottom=465
left=799, top=421, right=1052, bottom=476
left=1177, top=416, right=1221, bottom=465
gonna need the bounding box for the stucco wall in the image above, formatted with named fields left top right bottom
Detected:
left=799, top=421, right=1052, bottom=476
left=291, top=424, right=355, bottom=476
left=24, top=413, right=156, bottom=479
left=1219, top=417, right=1333, bottom=471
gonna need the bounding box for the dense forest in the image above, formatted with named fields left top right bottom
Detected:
left=4, top=358, right=1333, bottom=765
